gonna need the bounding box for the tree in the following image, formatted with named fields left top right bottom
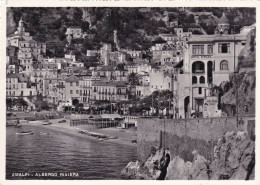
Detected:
left=73, top=8, right=83, bottom=26
left=81, top=21, right=89, bottom=32
left=129, top=72, right=140, bottom=85
left=250, top=35, right=255, bottom=52
left=116, top=63, right=125, bottom=71
left=6, top=98, right=13, bottom=110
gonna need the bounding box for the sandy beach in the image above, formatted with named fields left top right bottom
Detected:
left=24, top=118, right=137, bottom=147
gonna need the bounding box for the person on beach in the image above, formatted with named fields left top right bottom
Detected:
left=15, top=118, right=20, bottom=127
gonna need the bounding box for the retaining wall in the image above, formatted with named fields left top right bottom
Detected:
left=137, top=116, right=255, bottom=162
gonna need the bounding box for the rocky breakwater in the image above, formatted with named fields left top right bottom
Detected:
left=121, top=131, right=255, bottom=180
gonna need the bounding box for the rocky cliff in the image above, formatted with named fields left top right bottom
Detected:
left=221, top=28, right=255, bottom=116
left=121, top=130, right=255, bottom=180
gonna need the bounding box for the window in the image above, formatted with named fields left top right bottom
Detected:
left=76, top=90, right=79, bottom=94
left=70, top=82, right=73, bottom=86
left=220, top=60, right=229, bottom=70
left=70, top=90, right=73, bottom=94
left=198, top=87, right=202, bottom=94
left=207, top=45, right=213, bottom=54
left=200, top=76, right=205, bottom=84
left=218, top=43, right=230, bottom=53
left=192, top=45, right=204, bottom=55
left=192, top=76, right=197, bottom=84
left=76, top=82, right=79, bottom=86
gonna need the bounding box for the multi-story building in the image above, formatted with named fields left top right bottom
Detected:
left=149, top=69, right=174, bottom=93
left=176, top=19, right=253, bottom=118
left=151, top=43, right=176, bottom=65
left=159, top=33, right=176, bottom=44
left=64, top=75, right=80, bottom=106
left=6, top=73, right=37, bottom=98
left=66, top=27, right=83, bottom=39
left=79, top=76, right=100, bottom=105
left=7, top=17, right=33, bottom=47
left=125, top=50, right=142, bottom=59
left=92, top=81, right=129, bottom=102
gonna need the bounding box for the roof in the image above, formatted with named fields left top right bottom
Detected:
left=7, top=73, right=29, bottom=83
left=28, top=39, right=37, bottom=43
left=70, top=114, right=101, bottom=120
left=218, top=12, right=229, bottom=24
left=97, top=65, right=115, bottom=71
left=188, top=34, right=247, bottom=43
left=100, top=114, right=122, bottom=119
left=173, top=60, right=183, bottom=68
left=33, top=63, right=57, bottom=70
left=92, top=81, right=128, bottom=87
left=65, top=75, right=79, bottom=83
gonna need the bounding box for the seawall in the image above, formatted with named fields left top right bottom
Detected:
left=137, top=116, right=255, bottom=162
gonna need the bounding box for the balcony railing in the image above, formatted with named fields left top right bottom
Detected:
left=192, top=70, right=205, bottom=74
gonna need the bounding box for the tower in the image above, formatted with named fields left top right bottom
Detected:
left=215, top=12, right=230, bottom=35
left=17, top=17, right=25, bottom=35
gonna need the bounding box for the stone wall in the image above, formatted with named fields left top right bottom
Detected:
left=137, top=116, right=255, bottom=162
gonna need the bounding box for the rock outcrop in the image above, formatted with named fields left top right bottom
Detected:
left=165, top=150, right=210, bottom=180
left=122, top=131, right=255, bottom=180
left=210, top=131, right=255, bottom=180
left=121, top=149, right=166, bottom=179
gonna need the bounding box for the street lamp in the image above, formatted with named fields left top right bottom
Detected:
left=234, top=71, right=239, bottom=127
left=167, top=94, right=171, bottom=118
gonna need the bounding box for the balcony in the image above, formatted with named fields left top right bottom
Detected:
left=192, top=69, right=205, bottom=74
left=191, top=54, right=212, bottom=59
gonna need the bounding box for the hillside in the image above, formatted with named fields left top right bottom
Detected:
left=7, top=7, right=256, bottom=45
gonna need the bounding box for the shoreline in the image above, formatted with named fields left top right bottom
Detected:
left=23, top=119, right=137, bottom=148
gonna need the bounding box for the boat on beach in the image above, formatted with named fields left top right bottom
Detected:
left=16, top=131, right=33, bottom=135
left=43, top=122, right=52, bottom=125
left=108, top=136, right=118, bottom=139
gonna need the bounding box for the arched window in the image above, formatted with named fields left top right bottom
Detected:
left=200, top=76, right=205, bottom=84
left=192, top=61, right=205, bottom=73
left=192, top=76, right=197, bottom=84
left=220, top=60, right=229, bottom=70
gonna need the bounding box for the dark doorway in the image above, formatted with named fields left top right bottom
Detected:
left=195, top=99, right=204, bottom=117
left=207, top=61, right=213, bottom=83
left=184, top=96, right=190, bottom=118
left=72, top=99, right=79, bottom=106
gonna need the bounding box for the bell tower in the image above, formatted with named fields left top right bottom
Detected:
left=17, top=17, right=25, bottom=35
left=215, top=12, right=230, bottom=35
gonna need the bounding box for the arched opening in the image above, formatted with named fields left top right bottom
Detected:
left=192, top=61, right=205, bottom=73
left=220, top=60, right=229, bottom=70
left=192, top=76, right=197, bottom=84
left=207, top=61, right=213, bottom=83
left=184, top=96, right=190, bottom=118
left=72, top=99, right=79, bottom=106
left=200, top=76, right=205, bottom=84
